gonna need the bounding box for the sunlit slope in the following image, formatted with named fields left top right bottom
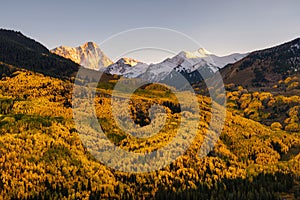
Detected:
left=0, top=70, right=299, bottom=199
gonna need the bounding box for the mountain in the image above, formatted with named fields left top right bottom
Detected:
left=104, top=57, right=148, bottom=78
left=183, top=48, right=247, bottom=69
left=209, top=53, right=248, bottom=69
left=51, top=41, right=246, bottom=83
left=51, top=42, right=113, bottom=70
left=221, top=38, right=300, bottom=92
left=139, top=49, right=247, bottom=84
left=0, top=29, right=79, bottom=79
left=139, top=50, right=214, bottom=84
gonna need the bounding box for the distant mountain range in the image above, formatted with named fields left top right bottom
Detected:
left=51, top=42, right=247, bottom=83
left=1, top=28, right=300, bottom=95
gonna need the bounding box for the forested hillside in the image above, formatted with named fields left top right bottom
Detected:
left=0, top=69, right=299, bottom=199
left=0, top=29, right=300, bottom=199
left=0, top=29, right=79, bottom=79
left=221, top=38, right=300, bottom=94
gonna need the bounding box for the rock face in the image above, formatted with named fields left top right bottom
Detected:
left=51, top=42, right=113, bottom=70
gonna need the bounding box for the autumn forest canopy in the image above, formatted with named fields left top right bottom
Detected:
left=0, top=29, right=300, bottom=199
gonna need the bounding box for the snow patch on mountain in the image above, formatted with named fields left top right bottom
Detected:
left=105, top=58, right=149, bottom=78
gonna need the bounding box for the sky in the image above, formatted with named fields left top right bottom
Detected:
left=1, top=0, right=300, bottom=63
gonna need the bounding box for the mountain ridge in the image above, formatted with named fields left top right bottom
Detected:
left=52, top=41, right=247, bottom=80
left=104, top=49, right=247, bottom=85
left=221, top=37, right=300, bottom=93
left=0, top=29, right=79, bottom=79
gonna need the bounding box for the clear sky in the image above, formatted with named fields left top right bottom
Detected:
left=1, top=0, right=300, bottom=63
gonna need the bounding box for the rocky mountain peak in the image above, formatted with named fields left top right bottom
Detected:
left=51, top=42, right=112, bottom=70
left=81, top=41, right=99, bottom=50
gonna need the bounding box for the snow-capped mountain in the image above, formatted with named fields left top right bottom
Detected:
left=209, top=53, right=248, bottom=69
left=139, top=48, right=247, bottom=83
left=181, top=48, right=247, bottom=70
left=139, top=50, right=213, bottom=82
left=51, top=42, right=113, bottom=70
left=51, top=41, right=247, bottom=83
left=104, top=58, right=148, bottom=78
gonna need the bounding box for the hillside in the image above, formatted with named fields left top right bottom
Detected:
left=0, top=67, right=298, bottom=199
left=0, top=29, right=79, bottom=79
left=221, top=38, right=300, bottom=94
